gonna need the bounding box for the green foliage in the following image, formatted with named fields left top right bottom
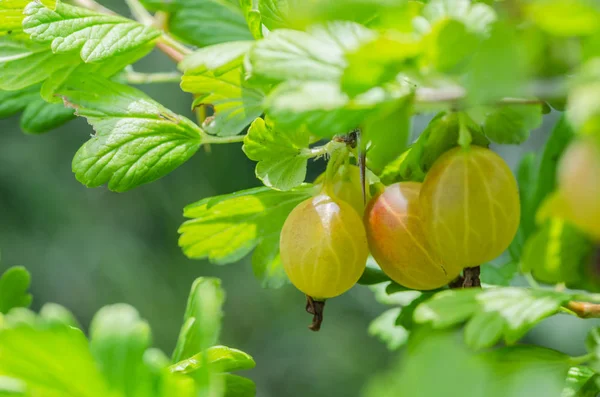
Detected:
left=3, top=0, right=600, bottom=395
left=141, top=0, right=252, bottom=47
left=23, top=0, right=160, bottom=62
left=563, top=366, right=599, bottom=397
left=522, top=219, right=596, bottom=290
left=179, top=186, right=312, bottom=286
left=0, top=267, right=31, bottom=315
left=0, top=272, right=255, bottom=397
left=380, top=112, right=488, bottom=183
left=364, top=329, right=572, bottom=397
left=243, top=117, right=310, bottom=190
left=59, top=75, right=203, bottom=192
left=172, top=278, right=224, bottom=363
left=479, top=104, right=543, bottom=144
left=414, top=288, right=571, bottom=349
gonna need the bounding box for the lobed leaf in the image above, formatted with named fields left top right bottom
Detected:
left=562, top=366, right=599, bottom=397
left=89, top=304, right=153, bottom=397
left=23, top=0, right=160, bottom=63
left=0, top=325, right=111, bottom=397
left=141, top=0, right=252, bottom=47
left=0, top=36, right=79, bottom=91
left=222, top=374, right=256, bottom=397
left=0, top=0, right=29, bottom=35
left=364, top=328, right=570, bottom=397
left=341, top=33, right=421, bottom=97
left=171, top=346, right=255, bottom=375
left=172, top=278, right=224, bottom=363
left=0, top=267, right=31, bottom=315
left=481, top=104, right=543, bottom=144
left=179, top=186, right=311, bottom=269
left=248, top=21, right=376, bottom=84
left=58, top=75, right=203, bottom=192
left=522, top=218, right=596, bottom=290
left=178, top=41, right=253, bottom=75
left=414, top=287, right=571, bottom=349
left=182, top=68, right=264, bottom=137
left=242, top=117, right=310, bottom=190
left=239, top=0, right=262, bottom=40
left=0, top=85, right=75, bottom=134
left=368, top=308, right=408, bottom=351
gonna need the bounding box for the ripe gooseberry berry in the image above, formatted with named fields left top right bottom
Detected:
left=420, top=146, right=520, bottom=269
left=558, top=137, right=600, bottom=241
left=364, top=182, right=461, bottom=290
left=280, top=194, right=369, bottom=299
left=315, top=164, right=366, bottom=215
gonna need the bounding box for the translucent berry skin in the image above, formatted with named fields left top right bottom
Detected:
left=280, top=194, right=369, bottom=299
left=420, top=146, right=520, bottom=269
left=558, top=138, right=600, bottom=241
left=315, top=165, right=366, bottom=215
left=364, top=182, right=461, bottom=290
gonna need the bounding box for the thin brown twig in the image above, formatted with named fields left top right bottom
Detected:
left=565, top=301, right=600, bottom=319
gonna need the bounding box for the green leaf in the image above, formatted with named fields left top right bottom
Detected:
left=242, top=117, right=310, bottom=190
left=0, top=36, right=80, bottom=91
left=341, top=33, right=421, bottom=97
left=562, top=366, right=599, bottom=397
left=178, top=41, right=253, bottom=75
left=0, top=267, right=31, bottom=315
left=89, top=304, right=152, bottom=397
left=368, top=308, right=408, bottom=351
left=222, top=374, right=255, bottom=397
left=141, top=0, right=252, bottom=47
left=182, top=68, right=265, bottom=137
left=172, top=278, right=225, bottom=363
left=480, top=261, right=519, bottom=286
left=251, top=235, right=287, bottom=289
left=481, top=104, right=543, bottom=144
left=23, top=0, right=160, bottom=63
left=171, top=345, right=255, bottom=375
left=568, top=60, right=600, bottom=135
left=363, top=100, right=411, bottom=175
left=20, top=97, right=74, bottom=134
left=0, top=87, right=75, bottom=133
left=39, top=303, right=80, bottom=328
left=258, top=0, right=293, bottom=30
left=365, top=328, right=571, bottom=397
left=465, top=22, right=527, bottom=104
left=525, top=116, right=574, bottom=237
left=58, top=74, right=202, bottom=192
left=0, top=376, right=26, bottom=396
left=522, top=219, right=596, bottom=290
left=525, top=0, right=600, bottom=37
left=0, top=0, right=28, bottom=35
left=422, top=19, right=479, bottom=73
left=239, top=0, right=262, bottom=39
left=266, top=80, right=410, bottom=137
left=248, top=21, right=376, bottom=84
left=0, top=325, right=111, bottom=397
left=415, top=288, right=571, bottom=348
left=0, top=87, right=38, bottom=117
left=178, top=186, right=311, bottom=265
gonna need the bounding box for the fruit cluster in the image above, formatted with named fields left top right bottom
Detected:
left=280, top=146, right=521, bottom=302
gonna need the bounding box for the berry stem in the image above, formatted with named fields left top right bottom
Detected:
left=305, top=295, right=326, bottom=332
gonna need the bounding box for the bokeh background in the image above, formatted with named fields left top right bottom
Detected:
left=1, top=2, right=598, bottom=396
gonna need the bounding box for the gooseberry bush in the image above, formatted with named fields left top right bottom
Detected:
left=1, top=0, right=600, bottom=396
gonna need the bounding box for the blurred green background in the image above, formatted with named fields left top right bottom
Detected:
left=0, top=2, right=598, bottom=396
